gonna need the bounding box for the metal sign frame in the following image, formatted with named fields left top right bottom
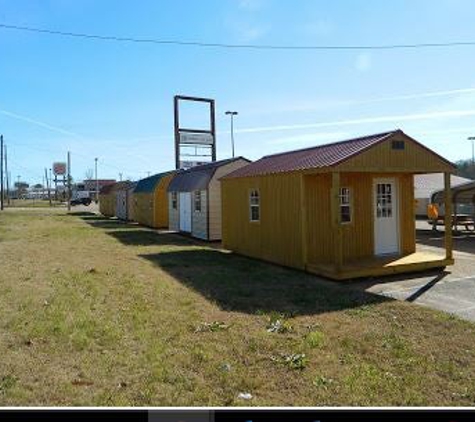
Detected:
left=174, top=95, right=216, bottom=170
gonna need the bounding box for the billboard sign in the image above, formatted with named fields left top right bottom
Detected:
left=53, top=162, right=67, bottom=176
left=174, top=95, right=216, bottom=170
left=179, top=131, right=214, bottom=145
left=179, top=160, right=209, bottom=170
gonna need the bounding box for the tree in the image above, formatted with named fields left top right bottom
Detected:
left=455, top=159, right=475, bottom=180
left=84, top=168, right=94, bottom=180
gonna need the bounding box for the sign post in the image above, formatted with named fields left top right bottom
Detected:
left=174, top=95, right=216, bottom=170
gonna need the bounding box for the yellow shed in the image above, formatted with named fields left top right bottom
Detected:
left=132, top=172, right=176, bottom=228
left=221, top=130, right=456, bottom=280
left=98, top=183, right=116, bottom=217
left=99, top=181, right=132, bottom=217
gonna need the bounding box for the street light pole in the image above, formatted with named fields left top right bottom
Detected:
left=468, top=137, right=475, bottom=166
left=94, top=157, right=98, bottom=203
left=225, top=111, right=238, bottom=158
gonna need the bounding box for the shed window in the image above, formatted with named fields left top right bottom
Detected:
left=339, top=187, right=351, bottom=223
left=249, top=189, right=260, bottom=222
left=392, top=140, right=405, bottom=150
left=194, top=190, right=202, bottom=212
left=171, top=192, right=177, bottom=209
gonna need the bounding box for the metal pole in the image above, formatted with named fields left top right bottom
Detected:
left=225, top=111, right=238, bottom=158
left=468, top=137, right=475, bottom=166
left=230, top=114, right=235, bottom=158
left=0, top=135, right=4, bottom=211
left=67, top=152, right=71, bottom=211
left=45, top=168, right=52, bottom=206
left=95, top=157, right=98, bottom=203
left=5, top=144, right=9, bottom=205
left=0, top=135, right=3, bottom=211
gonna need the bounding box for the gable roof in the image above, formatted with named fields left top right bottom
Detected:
left=133, top=171, right=175, bottom=194
left=224, top=129, right=454, bottom=178
left=168, top=157, right=251, bottom=192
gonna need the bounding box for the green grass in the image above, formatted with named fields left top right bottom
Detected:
left=0, top=208, right=475, bottom=405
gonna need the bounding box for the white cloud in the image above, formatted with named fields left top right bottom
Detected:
left=355, top=52, right=372, bottom=72
left=236, top=109, right=475, bottom=134
left=266, top=131, right=351, bottom=147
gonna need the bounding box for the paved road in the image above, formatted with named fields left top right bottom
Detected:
left=359, top=227, right=475, bottom=322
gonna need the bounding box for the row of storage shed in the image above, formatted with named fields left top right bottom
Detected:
left=99, top=129, right=455, bottom=280
left=98, top=157, right=249, bottom=240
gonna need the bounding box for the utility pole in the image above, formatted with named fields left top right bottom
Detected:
left=468, top=137, right=475, bottom=166
left=67, top=151, right=71, bottom=212
left=225, top=111, right=238, bottom=158
left=119, top=172, right=122, bottom=181
left=45, top=168, right=52, bottom=206
left=1, top=134, right=4, bottom=211
left=95, top=157, right=98, bottom=203
left=5, top=144, right=9, bottom=205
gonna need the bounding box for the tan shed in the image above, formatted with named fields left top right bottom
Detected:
left=221, top=130, right=455, bottom=280
left=168, top=158, right=251, bottom=240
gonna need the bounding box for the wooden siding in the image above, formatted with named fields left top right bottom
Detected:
left=208, top=158, right=250, bottom=240
left=132, top=174, right=174, bottom=229
left=305, top=172, right=415, bottom=265
left=222, top=171, right=416, bottom=273
left=168, top=192, right=179, bottom=231
left=133, top=192, right=154, bottom=227
left=222, top=172, right=304, bottom=269
left=99, top=194, right=115, bottom=217
left=335, top=133, right=454, bottom=173
left=153, top=173, right=174, bottom=228
left=192, top=190, right=208, bottom=240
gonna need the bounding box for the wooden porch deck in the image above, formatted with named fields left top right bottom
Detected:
left=307, top=251, right=453, bottom=281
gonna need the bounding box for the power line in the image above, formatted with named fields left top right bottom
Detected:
left=2, top=22, right=475, bottom=51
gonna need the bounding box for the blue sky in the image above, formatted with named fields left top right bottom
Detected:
left=2, top=0, right=475, bottom=184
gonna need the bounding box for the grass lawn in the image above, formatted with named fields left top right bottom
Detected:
left=0, top=209, right=475, bottom=406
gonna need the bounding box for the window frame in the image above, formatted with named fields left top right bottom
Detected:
left=339, top=187, right=352, bottom=224
left=249, top=189, right=260, bottom=223
left=194, top=190, right=202, bottom=212
left=171, top=192, right=178, bottom=210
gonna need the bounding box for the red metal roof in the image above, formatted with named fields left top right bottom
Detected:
left=225, top=130, right=399, bottom=178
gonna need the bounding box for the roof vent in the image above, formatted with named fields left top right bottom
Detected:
left=392, top=140, right=405, bottom=150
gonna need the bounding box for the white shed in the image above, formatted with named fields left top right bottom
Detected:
left=167, top=157, right=250, bottom=240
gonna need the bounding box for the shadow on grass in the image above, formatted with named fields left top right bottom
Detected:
left=108, top=230, right=196, bottom=247
left=139, top=248, right=391, bottom=316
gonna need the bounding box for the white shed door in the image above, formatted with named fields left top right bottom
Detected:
left=374, top=178, right=399, bottom=256
left=179, top=192, right=192, bottom=232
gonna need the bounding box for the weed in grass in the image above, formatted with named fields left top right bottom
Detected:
left=313, top=375, right=335, bottom=389
left=194, top=321, right=231, bottom=333
left=305, top=331, right=325, bottom=349
left=271, top=353, right=307, bottom=370
left=0, top=375, right=17, bottom=395
left=266, top=312, right=293, bottom=333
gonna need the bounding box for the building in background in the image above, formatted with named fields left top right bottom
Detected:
left=414, top=173, right=473, bottom=217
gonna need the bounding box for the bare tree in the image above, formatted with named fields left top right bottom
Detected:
left=84, top=168, right=94, bottom=180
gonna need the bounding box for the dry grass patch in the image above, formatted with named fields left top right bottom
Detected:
left=0, top=209, right=475, bottom=405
